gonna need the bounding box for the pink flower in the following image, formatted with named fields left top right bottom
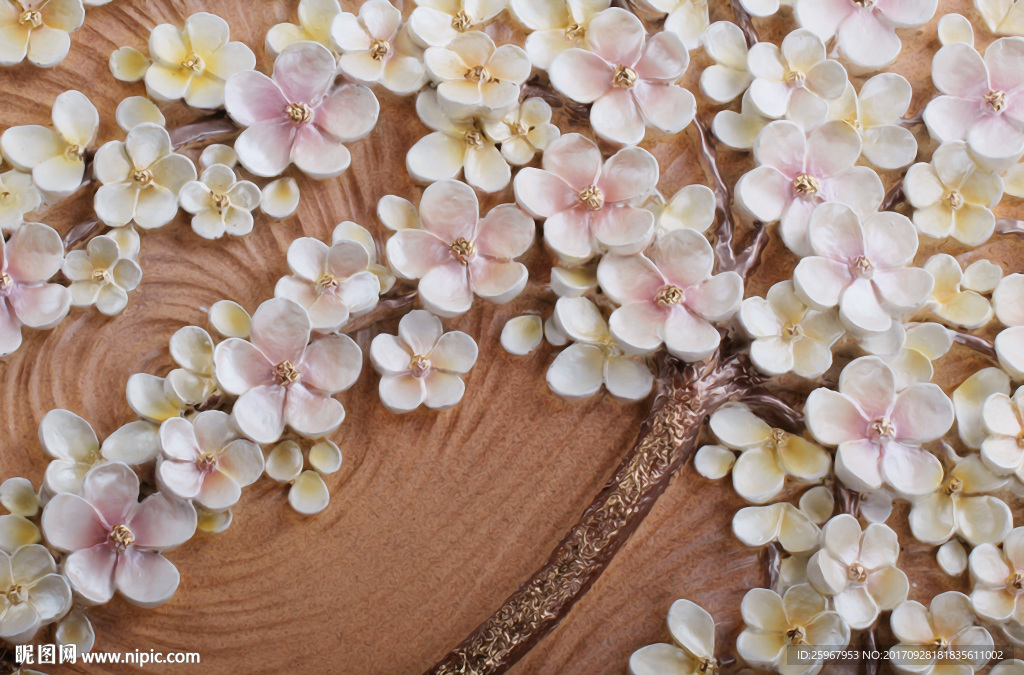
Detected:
left=0, top=222, right=70, bottom=357
left=513, top=133, right=658, bottom=263
left=213, top=298, right=363, bottom=443
left=385, top=179, right=534, bottom=317
left=924, top=38, right=1024, bottom=167
left=157, top=411, right=265, bottom=511
left=41, top=462, right=197, bottom=607
left=224, top=41, right=380, bottom=179
left=735, top=120, right=883, bottom=257
left=805, top=356, right=953, bottom=496
left=793, top=203, right=933, bottom=335
left=548, top=7, right=695, bottom=145
left=796, top=0, right=937, bottom=69
left=596, top=229, right=743, bottom=362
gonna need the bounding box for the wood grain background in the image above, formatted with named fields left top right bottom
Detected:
left=0, top=0, right=1021, bottom=673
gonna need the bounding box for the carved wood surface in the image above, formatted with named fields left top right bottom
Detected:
left=0, top=1, right=1021, bottom=673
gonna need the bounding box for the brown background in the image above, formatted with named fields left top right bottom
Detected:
left=0, top=0, right=1021, bottom=673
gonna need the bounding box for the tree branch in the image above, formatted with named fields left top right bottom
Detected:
left=951, top=330, right=997, bottom=360
left=731, top=0, right=760, bottom=47
left=694, top=116, right=738, bottom=272
left=341, top=290, right=418, bottom=334
left=996, top=218, right=1024, bottom=235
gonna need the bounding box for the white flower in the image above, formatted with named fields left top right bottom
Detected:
left=740, top=280, right=844, bottom=378
left=509, top=0, right=609, bottom=70
left=1, top=90, right=98, bottom=194
left=924, top=254, right=994, bottom=329
left=331, top=0, right=427, bottom=95
left=969, top=527, right=1024, bottom=625
left=145, top=12, right=256, bottom=109
left=597, top=229, right=743, bottom=362
left=425, top=31, right=530, bottom=116
left=980, top=386, right=1024, bottom=481
left=0, top=222, right=70, bottom=357
left=266, top=0, right=341, bottom=56
left=38, top=409, right=104, bottom=496
left=732, top=502, right=821, bottom=554
left=549, top=7, right=695, bottom=145
left=0, top=514, right=39, bottom=553
left=976, top=0, right=1024, bottom=36
left=807, top=514, right=909, bottom=629
left=408, top=0, right=506, bottom=48
left=0, top=545, right=72, bottom=643
left=480, top=98, right=560, bottom=166
left=827, top=73, right=918, bottom=170
left=805, top=356, right=952, bottom=496
left=904, top=141, right=1003, bottom=246
left=747, top=29, right=848, bottom=128
left=109, top=45, right=150, bottom=82
left=407, top=90, right=510, bottom=193
left=0, top=171, right=39, bottom=233
left=274, top=236, right=381, bottom=332
left=710, top=403, right=830, bottom=503
left=924, top=38, right=1024, bottom=169
left=167, top=325, right=217, bottom=406
left=500, top=315, right=543, bottom=356
left=793, top=203, right=933, bottom=335
left=889, top=591, right=993, bottom=674
left=628, top=600, right=717, bottom=675
left=796, top=0, right=937, bottom=69
left=737, top=584, right=850, bottom=674
left=0, top=0, right=84, bottom=67
left=909, top=455, right=1011, bottom=546
left=735, top=120, right=882, bottom=257
left=178, top=164, right=261, bottom=239
left=993, top=275, right=1024, bottom=379
left=126, top=373, right=188, bottom=425
left=656, top=184, right=714, bottom=235
left=62, top=235, right=142, bottom=316
left=954, top=367, right=1011, bottom=450
left=0, top=478, right=37, bottom=518
left=545, top=297, right=653, bottom=401
left=865, top=322, right=952, bottom=391
left=712, top=88, right=770, bottom=151
left=260, top=178, right=300, bottom=219
left=370, top=310, right=477, bottom=413
left=332, top=220, right=395, bottom=295
left=642, top=0, right=708, bottom=51
left=93, top=123, right=197, bottom=229
left=700, top=21, right=752, bottom=104
left=157, top=411, right=265, bottom=511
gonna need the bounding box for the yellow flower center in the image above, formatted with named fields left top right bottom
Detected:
left=931, top=636, right=949, bottom=651
left=785, top=70, right=806, bottom=86
left=1016, top=430, right=1024, bottom=447
left=450, top=237, right=475, bottom=265
left=786, top=625, right=807, bottom=644
left=181, top=51, right=204, bottom=73
left=196, top=452, right=218, bottom=472
left=410, top=354, right=431, bottom=378
left=508, top=121, right=527, bottom=136
left=793, top=173, right=820, bottom=195
left=19, top=10, right=41, bottom=28
left=91, top=268, right=110, bottom=283
left=316, top=273, right=340, bottom=294
left=853, top=255, right=874, bottom=278
left=946, top=190, right=964, bottom=210
left=132, top=169, right=154, bottom=187
left=464, top=129, right=483, bottom=147
left=369, top=39, right=391, bottom=61
left=870, top=417, right=895, bottom=438
left=1008, top=572, right=1024, bottom=592
left=0, top=272, right=12, bottom=291
left=944, top=477, right=963, bottom=496
left=286, top=102, right=313, bottom=123
left=579, top=185, right=604, bottom=210
left=770, top=428, right=788, bottom=448
left=5, top=584, right=27, bottom=605
left=211, top=192, right=231, bottom=212
left=852, top=0, right=876, bottom=7
left=0, top=191, right=9, bottom=201
left=274, top=360, right=300, bottom=385
left=451, top=10, right=472, bottom=32
left=613, top=65, right=637, bottom=88
left=656, top=285, right=684, bottom=306
left=985, top=90, right=1007, bottom=113
left=565, top=23, right=584, bottom=41
left=109, top=523, right=135, bottom=550
left=782, top=322, right=803, bottom=341
left=64, top=144, right=84, bottom=162
left=847, top=562, right=868, bottom=582
left=465, top=64, right=490, bottom=83
left=697, top=658, right=718, bottom=674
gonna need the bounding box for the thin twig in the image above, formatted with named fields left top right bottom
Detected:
left=762, top=541, right=782, bottom=593
left=169, top=113, right=239, bottom=150
left=838, top=484, right=860, bottom=517
left=742, top=390, right=804, bottom=430
left=996, top=218, right=1024, bottom=235
left=733, top=222, right=769, bottom=279
left=342, top=290, right=418, bottom=333
left=951, top=330, right=997, bottom=360
left=882, top=180, right=904, bottom=211
left=62, top=219, right=102, bottom=249
left=731, top=0, right=760, bottom=47
left=694, top=116, right=738, bottom=272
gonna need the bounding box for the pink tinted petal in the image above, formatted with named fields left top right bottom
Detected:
left=686, top=272, right=743, bottom=322
left=315, top=84, right=379, bottom=142
left=115, top=549, right=179, bottom=607
left=419, top=179, right=479, bottom=242
left=273, top=41, right=336, bottom=104
left=469, top=259, right=527, bottom=301
left=513, top=168, right=577, bottom=217
left=476, top=204, right=535, bottom=258
left=591, top=206, right=655, bottom=254
left=213, top=338, right=274, bottom=395
left=234, top=121, right=297, bottom=177
left=736, top=166, right=791, bottom=222
left=9, top=283, right=69, bottom=329
left=967, top=114, right=1024, bottom=162
left=808, top=203, right=865, bottom=261
left=41, top=494, right=106, bottom=551
left=862, top=212, right=917, bottom=267
left=891, top=384, right=954, bottom=443
left=327, top=241, right=371, bottom=279
left=986, top=38, right=1024, bottom=92
left=292, top=124, right=351, bottom=178
left=598, top=146, right=660, bottom=202
left=635, top=31, right=688, bottom=81
left=596, top=253, right=664, bottom=304
left=837, top=11, right=901, bottom=69
left=876, top=0, right=937, bottom=25
left=549, top=48, right=613, bottom=103
left=544, top=210, right=595, bottom=261
left=932, top=43, right=989, bottom=98
left=157, top=417, right=200, bottom=462
left=872, top=268, right=933, bottom=310
left=805, top=388, right=867, bottom=445
left=923, top=96, right=979, bottom=143
left=82, top=463, right=139, bottom=528
left=419, top=261, right=473, bottom=316
left=794, top=257, right=851, bottom=308
left=806, top=122, right=861, bottom=178
left=664, top=306, right=722, bottom=361
left=6, top=223, right=64, bottom=282
left=64, top=545, right=116, bottom=604
left=197, top=470, right=242, bottom=510
left=651, top=229, right=714, bottom=288
left=796, top=0, right=854, bottom=39
left=0, top=301, right=21, bottom=357
left=839, top=356, right=895, bottom=418
left=754, top=121, right=807, bottom=176
left=542, top=133, right=603, bottom=189
left=836, top=439, right=883, bottom=490
left=881, top=443, right=943, bottom=495
left=126, top=493, right=196, bottom=549
left=156, top=459, right=203, bottom=500
left=632, top=82, right=696, bottom=135
left=609, top=302, right=666, bottom=352
left=301, top=334, right=362, bottom=393
left=841, top=277, right=891, bottom=333
left=285, top=383, right=345, bottom=437
left=591, top=89, right=645, bottom=145
left=386, top=230, right=451, bottom=281
left=287, top=237, right=328, bottom=280
left=224, top=70, right=288, bottom=126
left=586, top=7, right=645, bottom=66
left=250, top=298, right=311, bottom=366
left=233, top=384, right=287, bottom=443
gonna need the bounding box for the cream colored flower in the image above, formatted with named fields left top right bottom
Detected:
left=0, top=0, right=84, bottom=67
left=643, top=0, right=707, bottom=51
left=700, top=21, right=752, bottom=104
left=737, top=584, right=850, bottom=674
left=955, top=367, right=1011, bottom=450
left=167, top=325, right=217, bottom=406
left=265, top=441, right=333, bottom=515
left=109, top=45, right=150, bottom=82
left=179, top=164, right=260, bottom=239
left=62, top=235, right=141, bottom=316
left=827, top=74, right=918, bottom=170
left=909, top=455, right=1011, bottom=546
left=980, top=386, right=1024, bottom=481
left=501, top=315, right=543, bottom=355
left=0, top=515, right=39, bottom=553
left=713, top=88, right=770, bottom=151
left=976, top=0, right=1024, bottom=35
left=510, top=0, right=609, bottom=70
left=266, top=0, right=341, bottom=56
left=0, top=545, right=72, bottom=643
left=865, top=323, right=953, bottom=392
left=732, top=502, right=821, bottom=554
left=145, top=12, right=256, bottom=109
left=481, top=98, right=560, bottom=166
left=425, top=31, right=530, bottom=116
left=1, top=90, right=98, bottom=194
left=125, top=373, right=188, bottom=425
left=261, top=178, right=300, bottom=219
left=0, top=478, right=37, bottom=518
left=332, top=220, right=395, bottom=295
left=629, top=600, right=718, bottom=675
left=925, top=254, right=994, bottom=329
left=331, top=0, right=427, bottom=95
left=38, top=409, right=103, bottom=495
left=115, top=96, right=166, bottom=133
left=0, top=170, right=39, bottom=233
left=889, top=591, right=993, bottom=674
left=807, top=515, right=908, bottom=629
left=656, top=184, right=714, bottom=235
left=710, top=403, right=830, bottom=504
left=970, top=527, right=1024, bottom=626
left=409, top=0, right=507, bottom=48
